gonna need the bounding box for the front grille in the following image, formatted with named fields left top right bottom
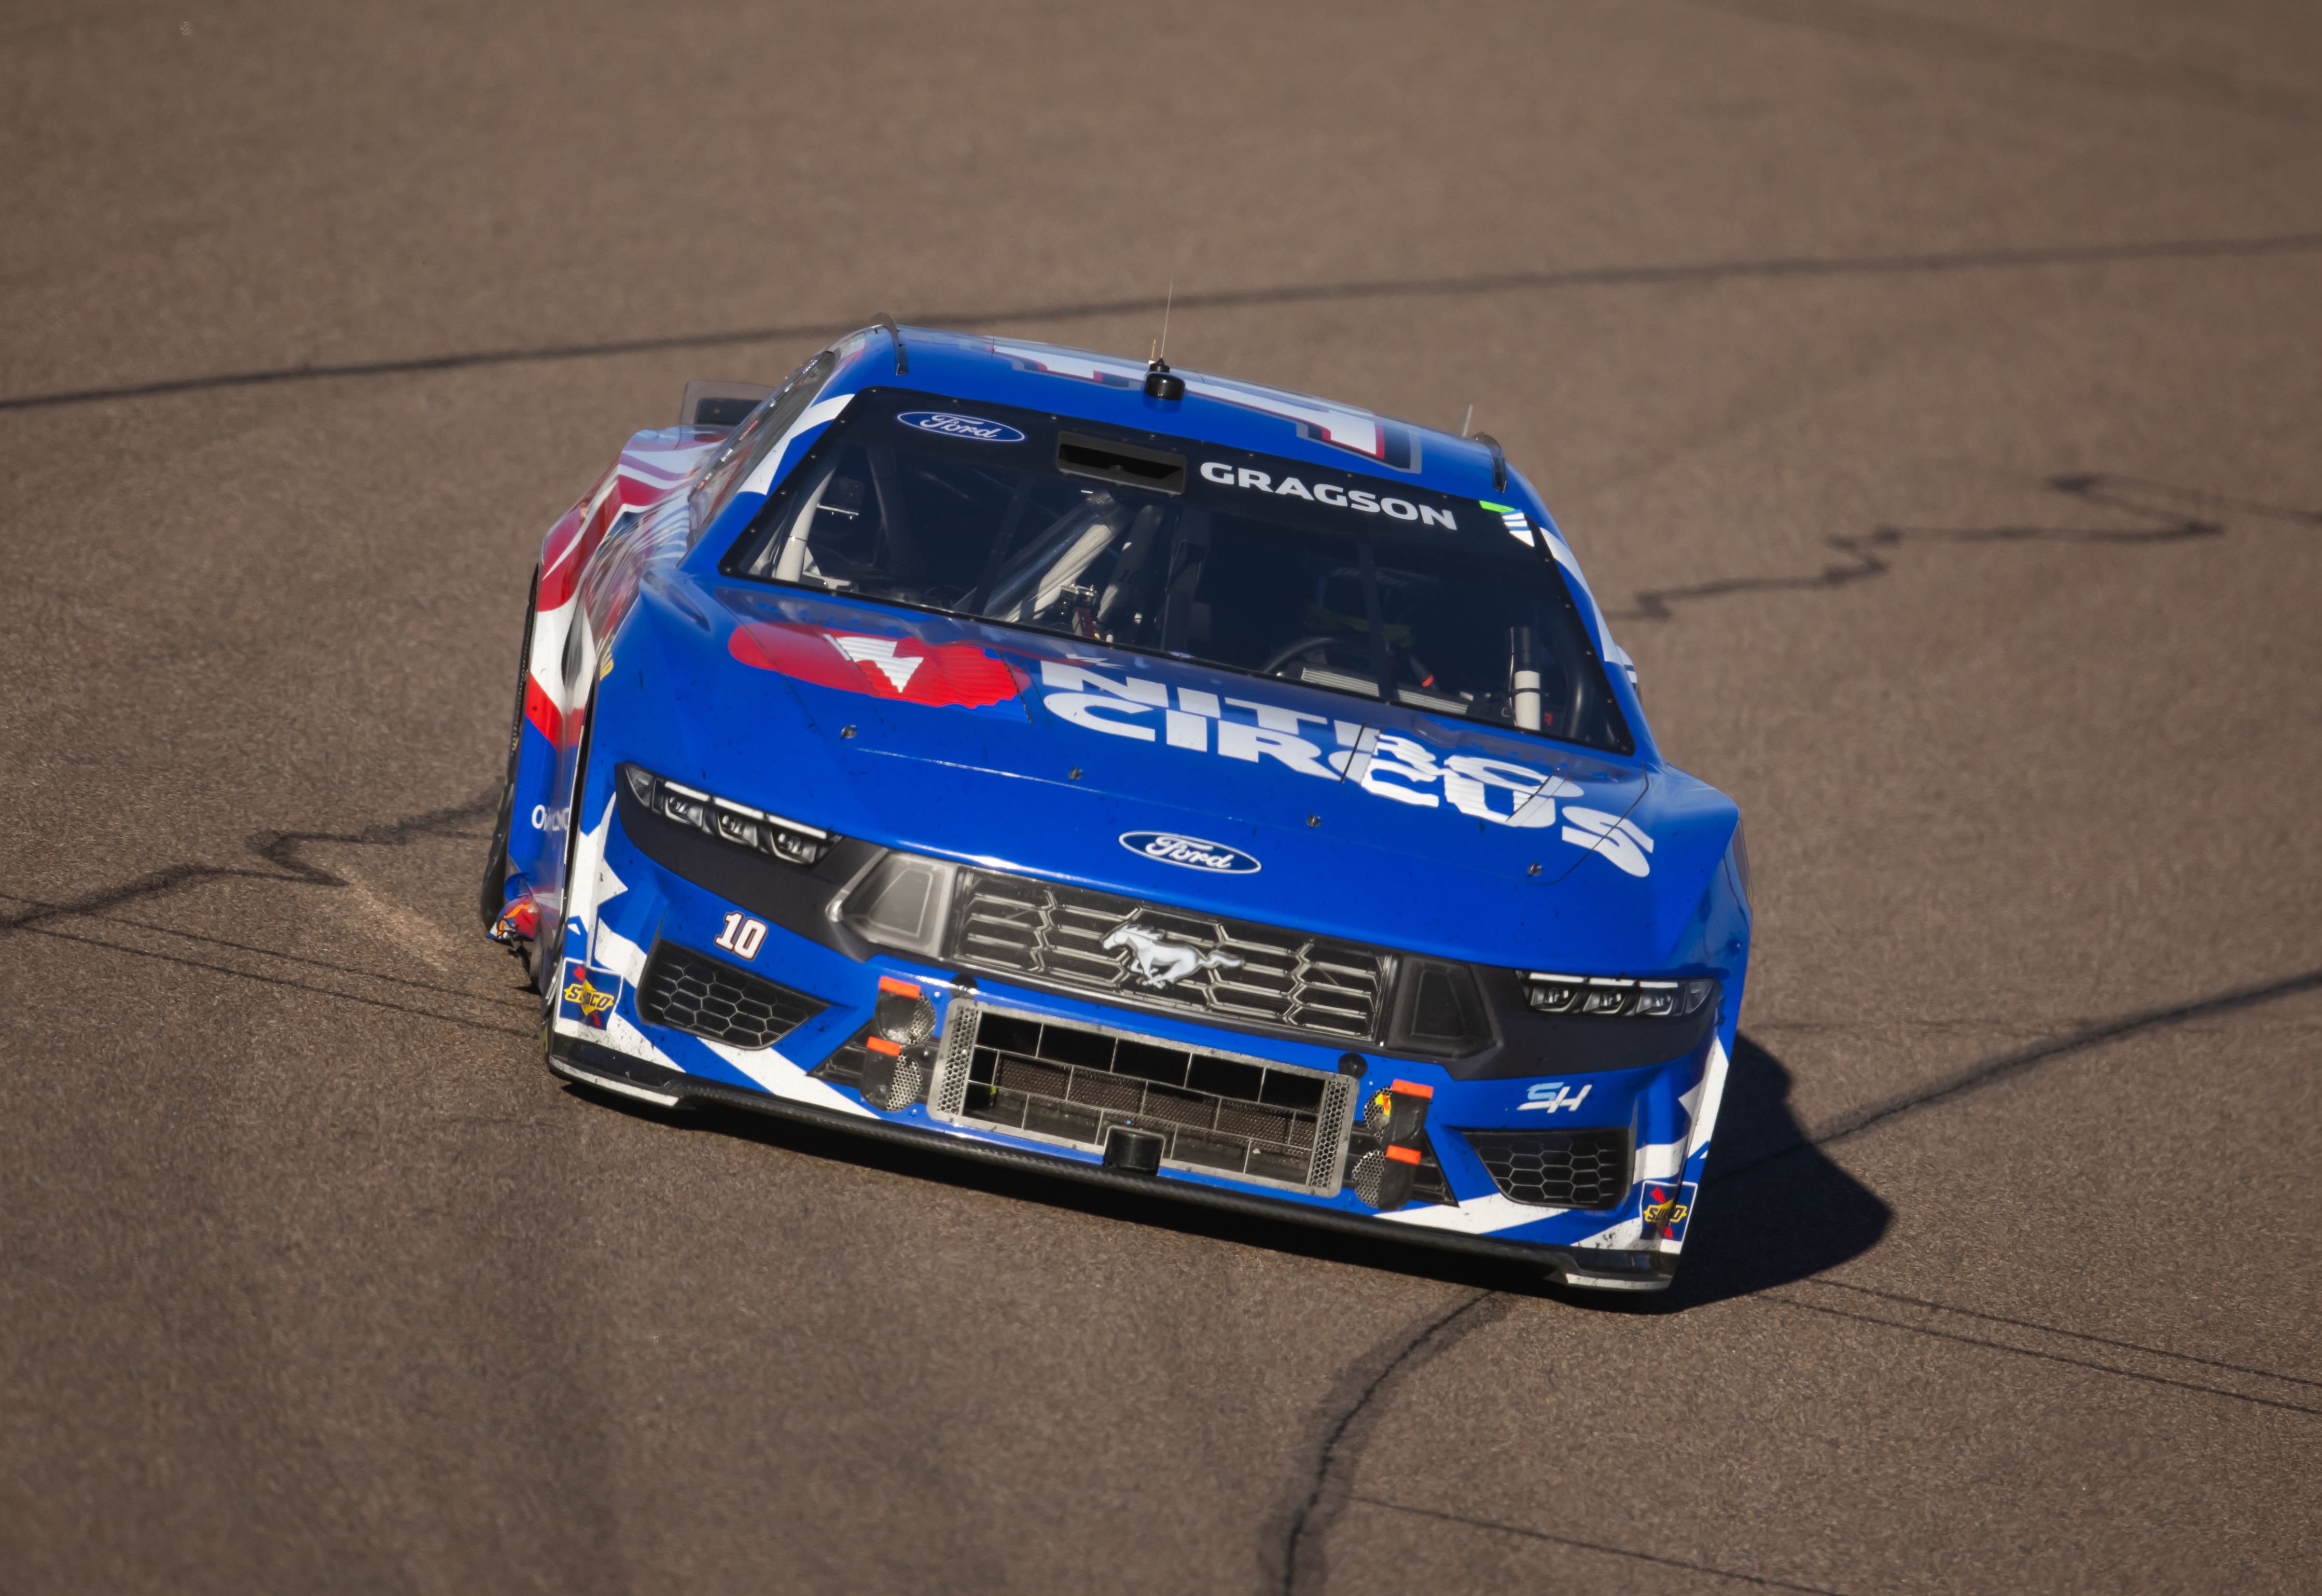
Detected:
left=1459, top=1128, right=1631, bottom=1210
left=1345, top=1145, right=1455, bottom=1209
left=929, top=1005, right=1356, bottom=1195
left=947, top=870, right=1391, bottom=1043
left=638, top=941, right=826, bottom=1050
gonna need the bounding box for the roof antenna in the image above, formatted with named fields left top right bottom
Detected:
left=1473, top=431, right=1508, bottom=492
left=874, top=312, right=908, bottom=376
left=1144, top=281, right=1185, bottom=400
left=1460, top=404, right=1475, bottom=438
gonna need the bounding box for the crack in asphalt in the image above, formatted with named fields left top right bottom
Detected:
left=1274, top=1291, right=1503, bottom=1596
left=7, top=233, right=2322, bottom=414
left=1610, top=473, right=2318, bottom=624
left=1348, top=1496, right=1859, bottom=1593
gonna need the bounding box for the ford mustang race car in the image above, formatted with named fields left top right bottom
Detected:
left=481, top=323, right=1752, bottom=1292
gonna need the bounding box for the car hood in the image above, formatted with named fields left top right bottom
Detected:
left=623, top=581, right=1729, bottom=971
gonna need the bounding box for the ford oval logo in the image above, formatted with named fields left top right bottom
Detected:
left=897, top=410, right=1026, bottom=444
left=1119, top=831, right=1261, bottom=875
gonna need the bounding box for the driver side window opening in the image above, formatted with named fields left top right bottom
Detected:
left=687, top=350, right=839, bottom=542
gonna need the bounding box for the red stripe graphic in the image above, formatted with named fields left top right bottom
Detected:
left=539, top=473, right=668, bottom=610
left=523, top=677, right=571, bottom=746
left=728, top=622, right=1021, bottom=710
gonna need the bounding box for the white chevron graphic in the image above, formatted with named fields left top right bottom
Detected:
left=829, top=634, right=923, bottom=691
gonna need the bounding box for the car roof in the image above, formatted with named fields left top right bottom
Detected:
left=831, top=325, right=1534, bottom=512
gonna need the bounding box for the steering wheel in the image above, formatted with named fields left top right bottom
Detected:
left=1257, top=635, right=1343, bottom=676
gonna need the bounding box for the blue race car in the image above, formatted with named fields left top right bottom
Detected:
left=481, top=324, right=1752, bottom=1292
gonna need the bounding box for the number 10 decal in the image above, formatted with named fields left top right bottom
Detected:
left=714, top=913, right=767, bottom=960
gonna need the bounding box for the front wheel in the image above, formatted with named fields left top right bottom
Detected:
left=480, top=567, right=541, bottom=936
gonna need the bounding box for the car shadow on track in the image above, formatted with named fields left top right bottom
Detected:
left=1658, top=1035, right=1891, bottom=1311
left=559, top=1031, right=1885, bottom=1312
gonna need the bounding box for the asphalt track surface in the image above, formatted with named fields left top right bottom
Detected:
left=5, top=4, right=2319, bottom=1591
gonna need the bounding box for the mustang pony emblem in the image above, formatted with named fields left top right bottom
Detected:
left=1102, top=925, right=1244, bottom=990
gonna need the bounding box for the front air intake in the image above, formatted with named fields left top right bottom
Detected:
left=1458, top=1128, right=1631, bottom=1210
left=1055, top=432, right=1187, bottom=494
left=637, top=941, right=826, bottom=1051
left=929, top=1004, right=1355, bottom=1196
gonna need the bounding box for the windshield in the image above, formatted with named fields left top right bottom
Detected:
left=724, top=388, right=1632, bottom=752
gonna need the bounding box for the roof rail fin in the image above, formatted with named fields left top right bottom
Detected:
left=874, top=313, right=909, bottom=376
left=1472, top=431, right=1508, bottom=492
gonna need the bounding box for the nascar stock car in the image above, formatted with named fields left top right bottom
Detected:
left=480, top=322, right=1752, bottom=1292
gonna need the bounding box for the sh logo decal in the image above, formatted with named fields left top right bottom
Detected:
left=1519, top=1081, right=1592, bottom=1114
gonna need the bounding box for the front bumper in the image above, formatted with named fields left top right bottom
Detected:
left=544, top=789, right=1733, bottom=1292
left=546, top=1032, right=1674, bottom=1292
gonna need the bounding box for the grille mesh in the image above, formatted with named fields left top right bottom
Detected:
left=638, top=941, right=825, bottom=1050
left=949, top=871, right=1389, bottom=1042
left=1459, top=1128, right=1631, bottom=1210
left=936, top=1005, right=1354, bottom=1194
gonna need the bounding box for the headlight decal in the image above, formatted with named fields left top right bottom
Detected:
left=620, top=763, right=835, bottom=867
left=1523, top=973, right=1717, bottom=1019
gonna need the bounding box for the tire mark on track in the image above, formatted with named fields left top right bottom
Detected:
left=1610, top=474, right=2317, bottom=624
left=1760, top=1291, right=2322, bottom=1417
left=1668, top=0, right=2322, bottom=127
left=1709, top=964, right=2322, bottom=1188
left=1811, top=1279, right=2322, bottom=1393
left=1347, top=1497, right=1856, bottom=1593
left=0, top=794, right=495, bottom=933
left=11, top=923, right=532, bottom=1039
left=7, top=233, right=2322, bottom=414
left=1275, top=1290, right=1504, bottom=1596
left=1805, top=965, right=2322, bottom=1152
left=0, top=794, right=523, bottom=1033
left=0, top=894, right=529, bottom=1009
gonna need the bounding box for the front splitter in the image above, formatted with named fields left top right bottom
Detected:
left=546, top=1035, right=1671, bottom=1293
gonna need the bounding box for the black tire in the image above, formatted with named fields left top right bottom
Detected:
left=480, top=567, right=541, bottom=935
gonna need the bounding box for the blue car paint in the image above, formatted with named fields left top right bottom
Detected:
left=508, top=324, right=1750, bottom=1278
